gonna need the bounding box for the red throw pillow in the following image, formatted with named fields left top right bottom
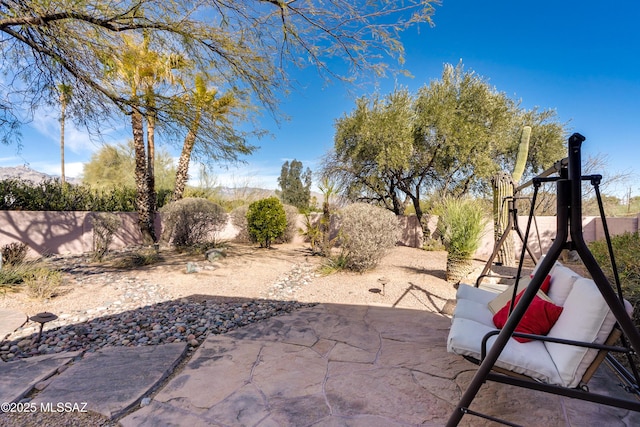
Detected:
left=493, top=291, right=563, bottom=343
left=529, top=274, right=552, bottom=294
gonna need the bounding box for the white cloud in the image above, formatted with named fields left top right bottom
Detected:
left=30, top=107, right=127, bottom=155
left=187, top=161, right=280, bottom=190
left=0, top=156, right=21, bottom=164
left=37, top=161, right=85, bottom=179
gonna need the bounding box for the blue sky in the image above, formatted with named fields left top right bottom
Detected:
left=1, top=1, right=639, bottom=198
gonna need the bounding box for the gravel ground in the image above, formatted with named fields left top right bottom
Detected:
left=1, top=254, right=319, bottom=361
left=1, top=243, right=471, bottom=362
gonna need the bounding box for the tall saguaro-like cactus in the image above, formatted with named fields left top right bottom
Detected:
left=492, top=126, right=531, bottom=266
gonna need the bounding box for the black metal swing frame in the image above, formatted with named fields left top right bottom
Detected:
left=447, top=134, right=640, bottom=426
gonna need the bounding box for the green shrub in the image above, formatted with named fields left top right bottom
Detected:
left=161, top=198, right=227, bottom=248
left=589, top=231, right=640, bottom=298
left=319, top=252, right=349, bottom=275
left=91, top=213, right=121, bottom=261
left=1, top=242, right=29, bottom=266
left=589, top=231, right=640, bottom=333
left=246, top=197, right=287, bottom=248
left=589, top=231, right=640, bottom=371
left=435, top=197, right=487, bottom=258
left=0, top=178, right=143, bottom=211
left=0, top=264, right=29, bottom=287
left=435, top=197, right=487, bottom=282
left=338, top=203, right=400, bottom=272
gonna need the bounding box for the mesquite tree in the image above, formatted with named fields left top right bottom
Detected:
left=1, top=0, right=439, bottom=242
left=326, top=63, right=566, bottom=231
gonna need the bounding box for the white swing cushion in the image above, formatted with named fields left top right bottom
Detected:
left=547, top=264, right=580, bottom=306
left=448, top=271, right=632, bottom=388
left=448, top=284, right=562, bottom=384
left=544, top=278, right=633, bottom=387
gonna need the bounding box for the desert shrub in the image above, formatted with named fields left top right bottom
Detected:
left=300, top=213, right=322, bottom=253
left=246, top=197, right=287, bottom=248
left=275, top=204, right=299, bottom=244
left=112, top=248, right=162, bottom=268
left=338, top=203, right=400, bottom=272
left=589, top=231, right=640, bottom=348
left=435, top=197, right=487, bottom=259
left=230, top=205, right=250, bottom=242
left=589, top=231, right=640, bottom=300
left=0, top=261, right=62, bottom=299
left=1, top=242, right=29, bottom=266
left=24, top=266, right=63, bottom=300
left=318, top=252, right=349, bottom=275
left=589, top=231, right=640, bottom=372
left=434, top=197, right=487, bottom=283
left=0, top=264, right=30, bottom=287
left=91, top=213, right=121, bottom=261
left=161, top=197, right=227, bottom=248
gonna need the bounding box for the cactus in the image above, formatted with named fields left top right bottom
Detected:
left=512, top=126, right=531, bottom=184
left=492, top=126, right=531, bottom=266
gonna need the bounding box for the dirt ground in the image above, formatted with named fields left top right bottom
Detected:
left=1, top=242, right=492, bottom=317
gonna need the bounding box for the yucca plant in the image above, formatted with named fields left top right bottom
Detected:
left=435, top=197, right=488, bottom=283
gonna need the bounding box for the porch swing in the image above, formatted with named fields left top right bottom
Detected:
left=446, top=133, right=640, bottom=426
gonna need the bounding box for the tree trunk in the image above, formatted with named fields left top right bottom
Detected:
left=146, top=110, right=157, bottom=214
left=59, top=95, right=66, bottom=184
left=172, top=112, right=200, bottom=202
left=131, top=108, right=156, bottom=245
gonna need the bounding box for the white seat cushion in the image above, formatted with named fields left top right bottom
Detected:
left=447, top=317, right=561, bottom=384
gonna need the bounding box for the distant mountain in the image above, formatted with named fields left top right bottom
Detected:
left=0, top=165, right=81, bottom=185
left=0, top=166, right=323, bottom=204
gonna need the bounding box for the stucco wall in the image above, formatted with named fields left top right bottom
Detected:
left=0, top=211, right=638, bottom=259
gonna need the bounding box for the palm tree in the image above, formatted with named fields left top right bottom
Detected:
left=105, top=34, right=181, bottom=244
left=172, top=74, right=239, bottom=201
left=57, top=84, right=72, bottom=184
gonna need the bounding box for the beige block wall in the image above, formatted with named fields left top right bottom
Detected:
left=0, top=211, right=161, bottom=257
left=0, top=211, right=638, bottom=259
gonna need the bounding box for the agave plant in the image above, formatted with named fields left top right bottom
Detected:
left=435, top=197, right=488, bottom=284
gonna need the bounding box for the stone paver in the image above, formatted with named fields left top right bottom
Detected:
left=0, top=351, right=81, bottom=403
left=121, top=304, right=640, bottom=426
left=2, top=304, right=639, bottom=425
left=0, top=308, right=27, bottom=342
left=32, top=343, right=186, bottom=419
